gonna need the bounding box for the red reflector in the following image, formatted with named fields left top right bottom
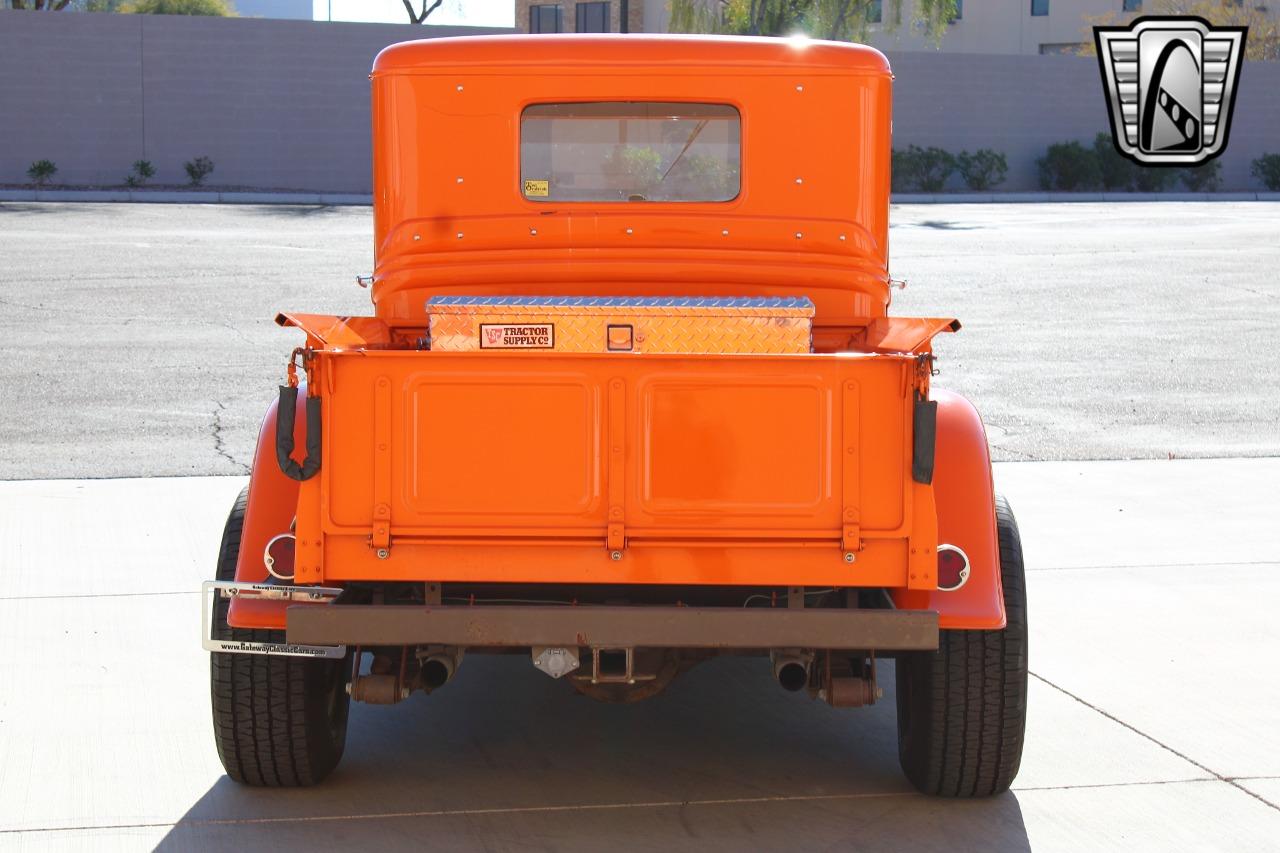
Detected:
left=937, top=545, right=970, bottom=591
left=264, top=533, right=297, bottom=580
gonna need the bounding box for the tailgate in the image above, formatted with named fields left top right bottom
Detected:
left=292, top=350, right=938, bottom=589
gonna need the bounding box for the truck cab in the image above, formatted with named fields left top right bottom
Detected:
left=203, top=34, right=1027, bottom=797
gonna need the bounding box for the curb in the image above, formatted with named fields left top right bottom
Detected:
left=2, top=189, right=1277, bottom=205
left=891, top=191, right=1280, bottom=203
left=0, top=189, right=374, bottom=205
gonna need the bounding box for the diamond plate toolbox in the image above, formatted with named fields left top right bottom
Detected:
left=427, top=296, right=814, bottom=354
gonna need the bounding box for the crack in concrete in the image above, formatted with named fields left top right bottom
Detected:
left=0, top=590, right=198, bottom=602
left=211, top=402, right=250, bottom=474
left=1029, top=672, right=1279, bottom=814
left=213, top=320, right=258, bottom=347
left=0, top=776, right=1264, bottom=837
left=1028, top=559, right=1280, bottom=573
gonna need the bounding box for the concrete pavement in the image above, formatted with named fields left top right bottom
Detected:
left=0, top=458, right=1276, bottom=851
left=1, top=202, right=1278, bottom=479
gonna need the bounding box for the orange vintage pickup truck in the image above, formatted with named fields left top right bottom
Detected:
left=203, top=34, right=1027, bottom=797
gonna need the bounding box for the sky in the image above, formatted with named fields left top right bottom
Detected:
left=311, top=0, right=514, bottom=27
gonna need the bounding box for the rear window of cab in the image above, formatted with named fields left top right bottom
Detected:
left=520, top=102, right=741, bottom=203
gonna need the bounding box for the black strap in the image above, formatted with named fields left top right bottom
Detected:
left=276, top=385, right=322, bottom=481
left=911, top=395, right=938, bottom=485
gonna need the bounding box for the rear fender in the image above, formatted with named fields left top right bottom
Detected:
left=892, top=389, right=1005, bottom=630
left=226, top=389, right=308, bottom=630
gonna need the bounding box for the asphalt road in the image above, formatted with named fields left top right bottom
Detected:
left=1, top=201, right=1277, bottom=479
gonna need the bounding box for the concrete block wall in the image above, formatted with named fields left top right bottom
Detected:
left=0, top=11, right=512, bottom=192
left=888, top=50, right=1280, bottom=192
left=1, top=10, right=1276, bottom=192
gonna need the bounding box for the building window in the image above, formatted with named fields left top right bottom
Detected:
left=1122, top=0, right=1141, bottom=10
left=867, top=0, right=882, bottom=24
left=951, top=0, right=962, bottom=21
left=1030, top=0, right=1048, bottom=15
left=576, top=2, right=609, bottom=32
left=530, top=4, right=563, bottom=34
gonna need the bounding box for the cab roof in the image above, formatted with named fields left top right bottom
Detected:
left=372, top=33, right=892, bottom=77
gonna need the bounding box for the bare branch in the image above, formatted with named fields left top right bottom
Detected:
left=401, top=0, right=444, bottom=24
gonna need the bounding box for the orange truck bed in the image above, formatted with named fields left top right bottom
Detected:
left=292, top=346, right=937, bottom=590
left=206, top=34, right=1028, bottom=799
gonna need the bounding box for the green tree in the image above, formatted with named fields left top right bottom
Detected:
left=121, top=0, right=234, bottom=14
left=1080, top=1, right=1278, bottom=62
left=669, top=0, right=958, bottom=44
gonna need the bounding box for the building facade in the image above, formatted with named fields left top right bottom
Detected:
left=865, top=0, right=1162, bottom=56
left=514, top=0, right=666, bottom=34
left=517, top=1, right=1276, bottom=56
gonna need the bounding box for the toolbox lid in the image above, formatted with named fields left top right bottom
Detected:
left=427, top=295, right=815, bottom=313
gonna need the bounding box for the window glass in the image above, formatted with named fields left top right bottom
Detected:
left=576, top=1, right=609, bottom=32
left=1122, top=0, right=1141, bottom=11
left=867, top=0, right=882, bottom=23
left=520, top=102, right=741, bottom=203
left=530, top=4, right=562, bottom=33
left=1030, top=0, right=1049, bottom=16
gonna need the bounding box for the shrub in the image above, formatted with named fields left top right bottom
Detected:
left=27, top=159, right=57, bottom=187
left=184, top=155, right=214, bottom=187
left=956, top=149, right=1008, bottom=191
left=1037, top=141, right=1101, bottom=191
left=1133, top=166, right=1178, bottom=192
left=893, top=145, right=956, bottom=192
left=124, top=159, right=155, bottom=188
left=1252, top=153, right=1280, bottom=191
left=890, top=148, right=911, bottom=193
left=1179, top=160, right=1222, bottom=192
left=1093, top=132, right=1136, bottom=191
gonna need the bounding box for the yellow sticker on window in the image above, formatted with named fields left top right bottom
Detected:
left=523, top=179, right=549, bottom=197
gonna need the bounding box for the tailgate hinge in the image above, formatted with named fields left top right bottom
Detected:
left=841, top=380, right=863, bottom=555
left=607, top=379, right=626, bottom=554
left=371, top=375, right=393, bottom=556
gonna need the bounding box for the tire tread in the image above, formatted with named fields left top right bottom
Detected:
left=209, top=487, right=349, bottom=787
left=896, top=495, right=1028, bottom=796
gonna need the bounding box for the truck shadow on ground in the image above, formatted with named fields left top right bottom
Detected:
left=158, top=657, right=1031, bottom=851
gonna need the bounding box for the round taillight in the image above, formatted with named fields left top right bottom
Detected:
left=264, top=532, right=297, bottom=581
left=937, top=544, right=970, bottom=591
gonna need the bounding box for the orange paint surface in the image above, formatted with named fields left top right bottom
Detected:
left=232, top=35, right=1000, bottom=631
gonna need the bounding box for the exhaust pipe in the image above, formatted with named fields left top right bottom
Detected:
left=771, top=651, right=812, bottom=692
left=420, top=648, right=462, bottom=690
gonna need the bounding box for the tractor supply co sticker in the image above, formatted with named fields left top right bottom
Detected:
left=480, top=323, right=555, bottom=349
left=523, top=179, right=550, bottom=197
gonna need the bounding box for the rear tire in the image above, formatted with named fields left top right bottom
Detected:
left=209, top=486, right=352, bottom=787
left=895, top=494, right=1028, bottom=797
